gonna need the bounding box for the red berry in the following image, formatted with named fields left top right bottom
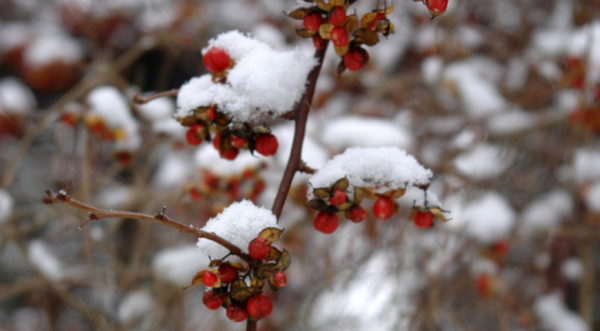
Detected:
left=313, top=212, right=339, bottom=234
left=190, top=188, right=202, bottom=201
left=414, top=211, right=433, bottom=228
left=373, top=197, right=394, bottom=220
left=343, top=47, right=369, bottom=71
left=303, top=13, right=324, bottom=33
left=212, top=134, right=221, bottom=149
left=247, top=294, right=273, bottom=320
left=227, top=305, right=248, bottom=322
left=273, top=271, right=287, bottom=288
left=255, top=133, right=278, bottom=156
left=61, top=113, right=77, bottom=127
left=312, top=34, right=327, bottom=50
left=329, top=7, right=347, bottom=26
left=476, top=274, right=491, bottom=299
left=566, top=57, right=581, bottom=70
left=202, top=290, right=225, bottom=310
left=218, top=264, right=238, bottom=283
left=492, top=241, right=509, bottom=256
left=207, top=105, right=218, bottom=120
left=347, top=205, right=367, bottom=223
left=248, top=237, right=272, bottom=260
left=186, top=124, right=203, bottom=146
left=367, top=13, right=385, bottom=31
left=220, top=147, right=239, bottom=160
left=202, top=270, right=219, bottom=287
left=230, top=135, right=247, bottom=148
left=329, top=189, right=346, bottom=206
left=203, top=48, right=231, bottom=72
left=425, top=0, right=448, bottom=17
left=330, top=26, right=349, bottom=47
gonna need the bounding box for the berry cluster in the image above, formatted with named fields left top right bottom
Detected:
left=189, top=227, right=290, bottom=323
left=177, top=48, right=279, bottom=160
left=306, top=179, right=447, bottom=234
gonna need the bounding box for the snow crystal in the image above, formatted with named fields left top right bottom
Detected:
left=0, top=78, right=36, bottom=114
left=534, top=292, right=589, bottom=331
left=522, top=190, right=573, bottom=232
left=561, top=258, right=583, bottom=282
left=196, top=200, right=279, bottom=259
left=461, top=192, right=515, bottom=244
left=194, top=144, right=265, bottom=177
left=152, top=245, right=210, bottom=286
left=453, top=143, right=515, bottom=180
left=308, top=147, right=432, bottom=197
left=573, top=148, right=600, bottom=183
left=137, top=97, right=174, bottom=122
left=24, top=33, right=83, bottom=67
left=27, top=241, right=63, bottom=281
left=0, top=189, right=14, bottom=223
left=117, top=290, right=153, bottom=323
left=584, top=181, right=600, bottom=213
left=320, top=116, right=412, bottom=151
left=176, top=31, right=317, bottom=121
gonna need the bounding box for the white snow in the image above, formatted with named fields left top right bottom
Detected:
left=320, top=116, right=413, bottom=151
left=137, top=97, right=175, bottom=122
left=461, top=192, right=515, bottom=244
left=0, top=189, right=13, bottom=223
left=561, top=258, right=583, bottom=282
left=194, top=144, right=265, bottom=177
left=453, top=143, right=515, bottom=180
left=23, top=33, right=83, bottom=67
left=522, top=190, right=573, bottom=232
left=486, top=109, right=536, bottom=136
left=308, top=147, right=432, bottom=198
left=176, top=31, right=317, bottom=121
left=196, top=200, right=280, bottom=259
left=117, top=289, right=154, bottom=323
left=27, top=240, right=63, bottom=281
left=0, top=22, right=31, bottom=52
left=152, top=118, right=187, bottom=141
left=152, top=245, right=210, bottom=286
left=584, top=181, right=600, bottom=213
left=0, top=78, right=36, bottom=114
left=470, top=257, right=499, bottom=276
left=572, top=148, right=600, bottom=183
left=421, top=56, right=443, bottom=85
left=504, top=56, right=529, bottom=92
left=96, top=184, right=133, bottom=210
left=534, top=292, right=589, bottom=331
left=153, top=152, right=193, bottom=188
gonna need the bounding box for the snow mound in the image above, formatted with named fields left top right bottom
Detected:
left=534, top=293, right=589, bottom=331
left=453, top=143, right=515, bottom=180
left=176, top=31, right=317, bottom=121
left=522, top=190, right=573, bottom=232
left=0, top=78, right=36, bottom=114
left=24, top=33, right=83, bottom=67
left=320, top=116, right=413, bottom=151
left=462, top=192, right=515, bottom=244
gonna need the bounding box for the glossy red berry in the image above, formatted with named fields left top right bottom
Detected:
left=329, top=189, right=346, bottom=206
left=202, top=290, right=225, bottom=310
left=367, top=13, right=385, bottom=31
left=227, top=305, right=248, bottom=322
left=220, top=147, right=239, bottom=160
left=329, top=7, right=346, bottom=25
left=247, top=294, right=273, bottom=320
left=273, top=271, right=287, bottom=288
left=303, top=13, right=324, bottom=33
left=202, top=270, right=219, bottom=287
left=186, top=124, right=203, bottom=145
left=414, top=211, right=433, bottom=228
left=343, top=47, right=369, bottom=71
left=255, top=133, right=278, bottom=156
left=203, top=48, right=231, bottom=72
left=373, top=197, right=394, bottom=220
left=347, top=205, right=367, bottom=223
left=218, top=264, right=238, bottom=283
left=330, top=26, right=349, bottom=47
left=312, top=34, right=327, bottom=50
left=230, top=135, right=247, bottom=148
left=248, top=237, right=272, bottom=260
left=425, top=0, right=448, bottom=17
left=313, top=212, right=339, bottom=234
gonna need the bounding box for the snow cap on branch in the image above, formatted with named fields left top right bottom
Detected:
left=176, top=30, right=317, bottom=121
left=197, top=200, right=279, bottom=259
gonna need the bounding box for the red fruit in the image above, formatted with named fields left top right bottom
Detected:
left=312, top=34, right=327, bottom=50
left=207, top=105, right=218, bottom=120
left=202, top=270, right=219, bottom=287
left=273, top=271, right=287, bottom=288
left=202, top=290, right=225, bottom=310
left=212, top=134, right=221, bottom=149
left=347, top=205, right=367, bottom=223
left=492, top=241, right=509, bottom=256
left=227, top=305, right=248, bottom=322
left=330, top=26, right=349, bottom=47
left=190, top=188, right=202, bottom=201
left=414, top=211, right=433, bottom=228
left=230, top=135, right=247, bottom=148
left=329, top=7, right=347, bottom=26
left=425, top=0, right=448, bottom=17
left=313, top=212, right=339, bottom=234
left=476, top=274, right=491, bottom=299
left=203, top=47, right=231, bottom=72
left=303, top=13, right=324, bottom=33
left=220, top=147, right=239, bottom=160
left=329, top=189, right=346, bottom=206
left=367, top=13, right=385, bottom=31
left=255, top=133, right=279, bottom=156
left=254, top=180, right=266, bottom=194
left=343, top=47, right=369, bottom=71
left=218, top=264, right=238, bottom=283
left=61, top=113, right=78, bottom=127
left=204, top=172, right=219, bottom=190
left=248, top=237, right=272, bottom=260
left=186, top=124, right=203, bottom=145
left=247, top=294, right=273, bottom=320
left=566, top=57, right=581, bottom=70
left=373, top=197, right=394, bottom=220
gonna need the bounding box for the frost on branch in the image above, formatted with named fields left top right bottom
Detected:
left=176, top=30, right=317, bottom=122
left=197, top=200, right=280, bottom=260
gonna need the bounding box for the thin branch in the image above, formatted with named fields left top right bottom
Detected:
left=43, top=189, right=255, bottom=266
left=271, top=43, right=329, bottom=219
left=298, top=161, right=317, bottom=174
left=133, top=89, right=179, bottom=105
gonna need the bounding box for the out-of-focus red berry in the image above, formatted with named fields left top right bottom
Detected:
left=414, top=211, right=433, bottom=228
left=313, top=211, right=339, bottom=234
left=343, top=47, right=370, bottom=71
left=330, top=26, right=349, bottom=47
left=312, top=34, right=327, bottom=50
left=329, top=189, right=346, bottom=206
left=303, top=13, right=324, bottom=33
left=227, top=305, right=248, bottom=322
left=347, top=205, right=367, bottom=223
left=220, top=147, right=239, bottom=160
left=273, top=271, right=287, bottom=288
left=202, top=290, right=225, bottom=310
left=230, top=135, right=247, bottom=148
left=186, top=124, right=203, bottom=145
left=247, top=294, right=273, bottom=319
left=190, top=188, right=202, bottom=201
left=203, top=48, right=231, bottom=72
left=329, top=7, right=347, bottom=25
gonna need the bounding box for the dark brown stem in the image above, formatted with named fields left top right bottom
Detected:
left=43, top=189, right=255, bottom=266
left=271, top=44, right=328, bottom=219
left=298, top=161, right=317, bottom=174
left=133, top=89, right=179, bottom=104
left=246, top=320, right=257, bottom=331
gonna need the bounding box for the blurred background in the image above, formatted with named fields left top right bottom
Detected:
left=0, top=0, right=599, bottom=330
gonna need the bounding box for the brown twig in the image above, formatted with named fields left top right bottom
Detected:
left=133, top=89, right=179, bottom=105
left=271, top=43, right=328, bottom=219
left=43, top=189, right=255, bottom=266
left=298, top=161, right=317, bottom=174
